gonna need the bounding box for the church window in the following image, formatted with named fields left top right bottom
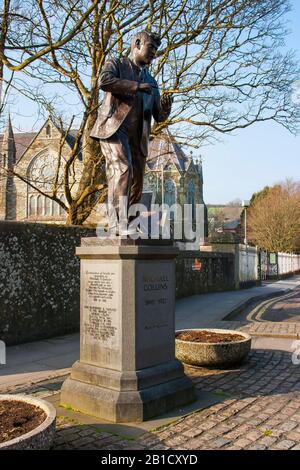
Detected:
left=29, top=195, right=35, bottom=215
left=187, top=181, right=195, bottom=220
left=164, top=179, right=176, bottom=207
left=46, top=124, right=52, bottom=138
left=53, top=200, right=60, bottom=216
left=37, top=195, right=43, bottom=215
left=29, top=153, right=56, bottom=191
left=45, top=197, right=52, bottom=216
left=59, top=194, right=66, bottom=215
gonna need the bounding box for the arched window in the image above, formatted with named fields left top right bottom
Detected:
left=187, top=181, right=195, bottom=220
left=45, top=197, right=52, bottom=216
left=37, top=195, right=43, bottom=215
left=59, top=194, right=66, bottom=215
left=53, top=200, right=60, bottom=216
left=164, top=179, right=176, bottom=208
left=29, top=195, right=35, bottom=215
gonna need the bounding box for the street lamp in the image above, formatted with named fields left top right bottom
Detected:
left=242, top=200, right=250, bottom=246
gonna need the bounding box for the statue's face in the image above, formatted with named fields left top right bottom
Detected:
left=133, top=37, right=158, bottom=66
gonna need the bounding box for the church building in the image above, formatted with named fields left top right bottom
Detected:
left=0, top=117, right=206, bottom=231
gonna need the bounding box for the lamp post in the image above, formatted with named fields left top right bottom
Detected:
left=242, top=200, right=250, bottom=246
left=242, top=200, right=251, bottom=282
left=161, top=163, right=164, bottom=206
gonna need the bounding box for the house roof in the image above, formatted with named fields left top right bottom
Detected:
left=208, top=205, right=244, bottom=233
left=223, top=219, right=241, bottom=231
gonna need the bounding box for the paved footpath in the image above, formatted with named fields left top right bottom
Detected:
left=1, top=275, right=300, bottom=450
left=11, top=347, right=300, bottom=450
left=2, top=276, right=300, bottom=393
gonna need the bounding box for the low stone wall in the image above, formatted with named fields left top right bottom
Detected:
left=201, top=243, right=260, bottom=289
left=0, top=221, right=95, bottom=345
left=0, top=222, right=235, bottom=345
left=175, top=251, right=235, bottom=298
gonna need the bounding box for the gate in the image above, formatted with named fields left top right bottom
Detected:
left=258, top=251, right=278, bottom=280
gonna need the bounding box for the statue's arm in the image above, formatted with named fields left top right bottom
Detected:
left=152, top=86, right=172, bottom=123
left=99, top=58, right=139, bottom=95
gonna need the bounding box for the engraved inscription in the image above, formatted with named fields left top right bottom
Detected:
left=86, top=272, right=114, bottom=303
left=83, top=268, right=119, bottom=347
left=84, top=306, right=117, bottom=341
left=138, top=265, right=172, bottom=331
left=136, top=261, right=174, bottom=368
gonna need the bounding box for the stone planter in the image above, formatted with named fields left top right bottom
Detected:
left=175, top=329, right=251, bottom=367
left=0, top=395, right=56, bottom=450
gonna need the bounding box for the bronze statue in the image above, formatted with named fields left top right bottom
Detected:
left=90, top=31, right=172, bottom=234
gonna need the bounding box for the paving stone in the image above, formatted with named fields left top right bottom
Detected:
left=225, top=445, right=243, bottom=450
left=274, top=440, right=296, bottom=450
left=248, top=444, right=267, bottom=450
left=78, top=427, right=98, bottom=437
left=71, top=437, right=98, bottom=448
left=209, top=437, right=230, bottom=449
left=244, top=430, right=264, bottom=441
left=257, top=436, right=278, bottom=447
left=233, top=438, right=253, bottom=448
left=286, top=431, right=300, bottom=441
left=278, top=421, right=298, bottom=432
left=291, top=444, right=300, bottom=450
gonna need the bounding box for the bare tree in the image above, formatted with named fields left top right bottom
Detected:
left=0, top=0, right=99, bottom=114
left=248, top=181, right=300, bottom=252
left=1, top=0, right=299, bottom=224
left=227, top=198, right=242, bottom=207
left=208, top=207, right=226, bottom=234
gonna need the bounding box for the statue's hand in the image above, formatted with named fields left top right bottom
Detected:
left=161, top=94, right=173, bottom=112
left=138, top=83, right=152, bottom=94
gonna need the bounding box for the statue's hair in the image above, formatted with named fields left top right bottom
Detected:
left=131, top=30, right=161, bottom=50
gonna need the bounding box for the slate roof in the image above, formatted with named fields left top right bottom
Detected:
left=0, top=129, right=81, bottom=163
left=147, top=130, right=191, bottom=172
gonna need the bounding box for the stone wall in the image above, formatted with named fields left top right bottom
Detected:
left=175, top=251, right=235, bottom=298
left=201, top=243, right=260, bottom=289
left=0, top=221, right=94, bottom=345
left=0, top=222, right=235, bottom=345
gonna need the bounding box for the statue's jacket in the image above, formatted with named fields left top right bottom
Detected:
left=90, top=57, right=169, bottom=156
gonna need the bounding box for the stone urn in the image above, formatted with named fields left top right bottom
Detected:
left=175, top=328, right=251, bottom=368
left=0, top=394, right=56, bottom=450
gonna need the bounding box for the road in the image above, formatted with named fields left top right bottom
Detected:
left=235, top=287, right=300, bottom=323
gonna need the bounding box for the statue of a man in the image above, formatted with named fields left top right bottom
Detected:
left=90, top=31, right=172, bottom=235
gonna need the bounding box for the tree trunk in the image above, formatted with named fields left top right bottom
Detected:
left=69, top=108, right=107, bottom=225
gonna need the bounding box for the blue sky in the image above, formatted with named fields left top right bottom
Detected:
left=3, top=1, right=300, bottom=205
left=202, top=0, right=300, bottom=204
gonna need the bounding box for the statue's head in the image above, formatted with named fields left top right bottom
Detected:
left=131, top=31, right=161, bottom=66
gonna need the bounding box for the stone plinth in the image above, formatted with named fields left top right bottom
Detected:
left=61, top=238, right=195, bottom=422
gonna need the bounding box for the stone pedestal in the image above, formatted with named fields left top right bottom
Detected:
left=61, top=238, right=195, bottom=422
